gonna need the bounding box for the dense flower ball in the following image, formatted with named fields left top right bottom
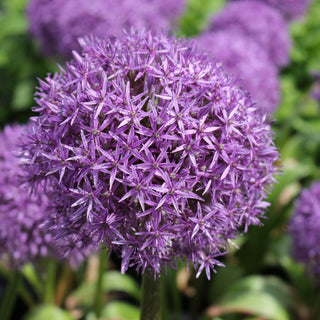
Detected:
left=27, top=0, right=185, bottom=57
left=196, top=30, right=280, bottom=115
left=209, top=1, right=291, bottom=68
left=289, top=182, right=320, bottom=282
left=231, top=0, right=312, bottom=21
left=21, top=30, right=279, bottom=277
left=0, top=125, right=57, bottom=267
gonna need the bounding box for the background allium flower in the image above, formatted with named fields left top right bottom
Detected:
left=27, top=0, right=185, bottom=57
left=289, top=182, right=320, bottom=282
left=21, top=30, right=279, bottom=277
left=209, top=1, right=291, bottom=68
left=231, top=0, right=312, bottom=21
left=195, top=30, right=280, bottom=115
left=0, top=125, right=56, bottom=267
left=149, top=0, right=186, bottom=21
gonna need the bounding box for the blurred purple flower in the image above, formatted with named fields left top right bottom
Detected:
left=27, top=0, right=186, bottom=57
left=289, top=182, right=320, bottom=282
left=196, top=29, right=280, bottom=115
left=20, top=30, right=279, bottom=277
left=231, top=0, right=312, bottom=21
left=0, top=125, right=57, bottom=267
left=209, top=1, right=291, bottom=68
left=0, top=124, right=91, bottom=269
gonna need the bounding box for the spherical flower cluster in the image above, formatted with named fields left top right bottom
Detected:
left=289, top=182, right=320, bottom=282
left=0, top=125, right=56, bottom=267
left=231, top=0, right=312, bottom=21
left=209, top=1, right=291, bottom=68
left=21, top=30, right=279, bottom=277
left=196, top=30, right=280, bottom=115
left=27, top=0, right=186, bottom=57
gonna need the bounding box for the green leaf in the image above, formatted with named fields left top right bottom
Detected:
left=22, top=263, right=43, bottom=297
left=210, top=276, right=291, bottom=320
left=12, top=80, right=33, bottom=110
left=218, top=292, right=289, bottom=320
left=24, top=305, right=75, bottom=320
left=103, top=271, right=141, bottom=301
left=178, top=0, right=225, bottom=37
left=280, top=254, right=315, bottom=305
left=69, top=271, right=141, bottom=308
left=268, top=159, right=310, bottom=205
left=0, top=14, right=27, bottom=36
left=101, top=301, right=140, bottom=320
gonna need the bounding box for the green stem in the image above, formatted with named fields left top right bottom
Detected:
left=171, top=270, right=182, bottom=319
left=0, top=264, right=34, bottom=308
left=55, top=265, right=74, bottom=307
left=17, top=285, right=35, bottom=308
left=0, top=269, right=21, bottom=320
left=160, top=276, right=168, bottom=320
left=44, top=260, right=57, bottom=304
left=22, top=263, right=42, bottom=298
left=140, top=273, right=162, bottom=320
left=94, top=247, right=108, bottom=317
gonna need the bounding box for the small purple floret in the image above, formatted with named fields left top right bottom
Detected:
left=20, top=30, right=279, bottom=277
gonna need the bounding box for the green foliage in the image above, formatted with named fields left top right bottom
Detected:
left=24, top=305, right=75, bottom=320
left=100, top=301, right=140, bottom=320
left=69, top=270, right=141, bottom=309
left=86, top=302, right=140, bottom=320
left=0, top=0, right=56, bottom=126
left=208, top=276, right=291, bottom=319
left=178, top=0, right=225, bottom=37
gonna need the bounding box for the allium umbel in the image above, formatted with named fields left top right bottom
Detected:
left=209, top=1, right=291, bottom=68
left=289, top=182, right=320, bottom=282
left=27, top=0, right=186, bottom=57
left=0, top=125, right=55, bottom=267
left=195, top=30, right=280, bottom=115
left=232, top=0, right=312, bottom=21
left=21, top=30, right=279, bottom=277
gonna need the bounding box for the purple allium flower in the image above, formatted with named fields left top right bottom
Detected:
left=231, top=0, right=312, bottom=21
left=195, top=29, right=281, bottom=115
left=27, top=0, right=185, bottom=57
left=20, top=30, right=279, bottom=278
left=289, top=182, right=320, bottom=282
left=209, top=1, right=291, bottom=68
left=0, top=124, right=57, bottom=267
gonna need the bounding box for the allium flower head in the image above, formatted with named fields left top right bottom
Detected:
left=196, top=29, right=280, bottom=115
left=27, top=0, right=185, bottom=57
left=289, top=182, right=320, bottom=282
left=0, top=125, right=57, bottom=267
left=21, top=30, right=279, bottom=277
left=209, top=1, right=291, bottom=68
left=231, top=0, right=312, bottom=21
